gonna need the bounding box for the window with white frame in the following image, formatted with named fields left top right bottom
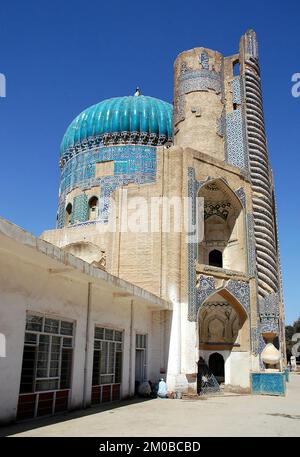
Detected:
left=20, top=313, right=74, bottom=393
left=92, top=327, right=123, bottom=386
left=136, top=334, right=147, bottom=350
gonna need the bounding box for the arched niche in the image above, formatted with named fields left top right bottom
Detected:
left=65, top=203, right=72, bottom=226
left=64, top=241, right=106, bottom=270
left=197, top=290, right=249, bottom=352
left=88, top=196, right=99, bottom=221
left=198, top=178, right=246, bottom=272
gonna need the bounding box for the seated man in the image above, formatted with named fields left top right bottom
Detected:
left=157, top=378, right=167, bottom=398
left=137, top=381, right=151, bottom=397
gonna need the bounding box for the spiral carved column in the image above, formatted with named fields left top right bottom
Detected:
left=241, top=31, right=279, bottom=303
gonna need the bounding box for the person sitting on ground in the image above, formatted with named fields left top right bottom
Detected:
left=148, top=380, right=157, bottom=398
left=157, top=378, right=168, bottom=398
left=137, top=381, right=151, bottom=397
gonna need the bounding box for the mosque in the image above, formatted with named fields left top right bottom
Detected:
left=0, top=30, right=287, bottom=423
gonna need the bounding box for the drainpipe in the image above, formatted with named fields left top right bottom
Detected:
left=128, top=299, right=134, bottom=397
left=83, top=282, right=92, bottom=408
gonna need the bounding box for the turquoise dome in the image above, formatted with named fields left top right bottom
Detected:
left=60, top=95, right=173, bottom=157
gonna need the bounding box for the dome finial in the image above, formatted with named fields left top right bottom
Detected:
left=134, top=86, right=141, bottom=96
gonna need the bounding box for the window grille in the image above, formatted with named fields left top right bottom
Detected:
left=17, top=313, right=74, bottom=420
left=92, top=327, right=123, bottom=404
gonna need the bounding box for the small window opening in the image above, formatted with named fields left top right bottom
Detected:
left=88, top=196, right=99, bottom=221
left=209, top=249, right=223, bottom=268
left=233, top=60, right=240, bottom=76
left=65, top=203, right=72, bottom=226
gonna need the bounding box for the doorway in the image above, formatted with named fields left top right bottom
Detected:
left=135, top=349, right=146, bottom=383
left=208, top=352, right=225, bottom=383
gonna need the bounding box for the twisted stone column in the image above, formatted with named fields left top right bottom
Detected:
left=240, top=30, right=279, bottom=301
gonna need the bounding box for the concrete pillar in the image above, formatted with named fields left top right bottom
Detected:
left=166, top=298, right=189, bottom=393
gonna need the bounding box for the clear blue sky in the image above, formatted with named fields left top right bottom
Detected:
left=0, top=0, right=299, bottom=324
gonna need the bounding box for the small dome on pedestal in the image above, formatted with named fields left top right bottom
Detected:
left=261, top=343, right=281, bottom=366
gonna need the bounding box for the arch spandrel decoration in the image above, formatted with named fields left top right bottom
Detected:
left=225, top=280, right=250, bottom=316
left=235, top=187, right=246, bottom=208
left=189, top=273, right=250, bottom=322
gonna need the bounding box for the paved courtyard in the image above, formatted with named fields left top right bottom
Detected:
left=2, top=374, right=300, bottom=437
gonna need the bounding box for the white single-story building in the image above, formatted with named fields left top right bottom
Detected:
left=0, top=218, right=172, bottom=424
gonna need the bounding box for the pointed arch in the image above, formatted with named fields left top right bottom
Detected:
left=65, top=202, right=72, bottom=226
left=197, top=286, right=249, bottom=322
left=198, top=177, right=246, bottom=272
left=88, top=195, right=99, bottom=221
left=197, top=287, right=250, bottom=352
left=198, top=177, right=244, bottom=211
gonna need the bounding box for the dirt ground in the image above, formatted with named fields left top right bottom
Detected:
left=2, top=373, right=300, bottom=437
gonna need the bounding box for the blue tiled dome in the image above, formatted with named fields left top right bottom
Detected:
left=60, top=95, right=173, bottom=157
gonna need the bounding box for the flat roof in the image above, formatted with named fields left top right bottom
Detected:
left=0, top=217, right=172, bottom=311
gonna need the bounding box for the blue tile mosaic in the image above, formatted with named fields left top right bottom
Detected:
left=194, top=277, right=251, bottom=321
left=246, top=213, right=256, bottom=277
left=72, top=194, right=88, bottom=224
left=174, top=67, right=222, bottom=125
left=226, top=280, right=250, bottom=315
left=57, top=145, right=157, bottom=228
left=235, top=187, right=246, bottom=208
left=232, top=77, right=243, bottom=105
left=251, top=372, right=286, bottom=396
left=285, top=368, right=289, bottom=382
left=199, top=52, right=209, bottom=70
left=187, top=167, right=199, bottom=320
left=225, top=108, right=248, bottom=170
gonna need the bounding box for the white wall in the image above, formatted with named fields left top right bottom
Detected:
left=181, top=304, right=198, bottom=374
left=0, top=250, right=165, bottom=424
left=199, top=349, right=250, bottom=388
left=225, top=351, right=250, bottom=388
